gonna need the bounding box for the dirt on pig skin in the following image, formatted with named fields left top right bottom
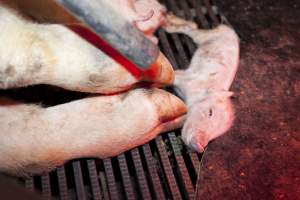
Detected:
left=195, top=0, right=300, bottom=199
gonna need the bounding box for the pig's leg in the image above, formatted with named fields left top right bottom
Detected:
left=134, top=0, right=167, bottom=43
left=164, top=13, right=239, bottom=51
left=0, top=88, right=186, bottom=177
left=0, top=5, right=174, bottom=93
left=163, top=13, right=217, bottom=45
left=163, top=14, right=200, bottom=40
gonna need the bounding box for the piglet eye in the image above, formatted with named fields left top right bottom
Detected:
left=209, top=109, right=213, bottom=117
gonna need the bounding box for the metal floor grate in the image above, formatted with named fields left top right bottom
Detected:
left=19, top=0, right=225, bottom=199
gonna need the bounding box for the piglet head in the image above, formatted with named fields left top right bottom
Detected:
left=182, top=91, right=235, bottom=153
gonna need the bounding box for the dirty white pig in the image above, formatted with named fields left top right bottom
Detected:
left=0, top=5, right=187, bottom=177
left=163, top=14, right=239, bottom=152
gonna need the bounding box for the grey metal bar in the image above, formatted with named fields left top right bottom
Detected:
left=57, top=166, right=69, bottom=200
left=142, top=144, right=166, bottom=200
left=176, top=0, right=198, bottom=54
left=157, top=29, right=179, bottom=70
left=131, top=148, right=152, bottom=200
left=163, top=0, right=190, bottom=68
left=168, top=132, right=195, bottom=198
left=203, top=0, right=220, bottom=26
left=25, top=178, right=34, bottom=191
left=99, top=171, right=111, bottom=200
left=72, top=161, right=87, bottom=200
left=87, top=159, right=103, bottom=200
left=117, top=154, right=136, bottom=200
left=103, top=159, right=119, bottom=200
left=190, top=0, right=210, bottom=28
left=41, top=174, right=52, bottom=199
left=155, top=136, right=182, bottom=200
left=58, top=0, right=159, bottom=70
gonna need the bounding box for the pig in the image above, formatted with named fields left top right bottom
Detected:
left=0, top=5, right=186, bottom=177
left=163, top=14, right=239, bottom=152
left=0, top=4, right=173, bottom=93
left=0, top=88, right=186, bottom=177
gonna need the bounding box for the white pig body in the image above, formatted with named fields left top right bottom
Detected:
left=164, top=14, right=239, bottom=152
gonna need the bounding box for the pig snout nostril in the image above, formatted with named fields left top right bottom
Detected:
left=189, top=140, right=205, bottom=153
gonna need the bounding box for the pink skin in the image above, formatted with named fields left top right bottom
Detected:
left=134, top=0, right=167, bottom=43
left=182, top=94, right=235, bottom=152
left=134, top=0, right=167, bottom=29
left=107, top=0, right=167, bottom=43
left=0, top=88, right=187, bottom=177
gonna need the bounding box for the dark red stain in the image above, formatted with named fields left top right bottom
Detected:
left=142, top=62, right=161, bottom=81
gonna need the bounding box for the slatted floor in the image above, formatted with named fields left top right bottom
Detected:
left=20, top=0, right=226, bottom=199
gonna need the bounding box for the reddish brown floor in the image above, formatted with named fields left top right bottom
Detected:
left=196, top=0, right=300, bottom=199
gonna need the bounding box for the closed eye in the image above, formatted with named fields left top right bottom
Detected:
left=209, top=109, right=213, bottom=117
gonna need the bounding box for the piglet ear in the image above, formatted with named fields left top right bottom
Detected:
left=213, top=90, right=234, bottom=99
left=223, top=91, right=234, bottom=97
